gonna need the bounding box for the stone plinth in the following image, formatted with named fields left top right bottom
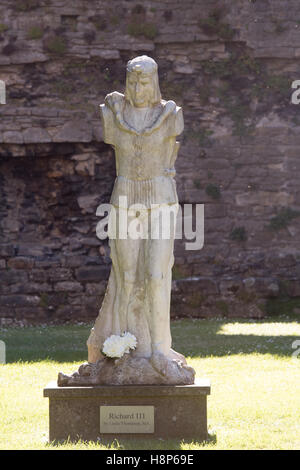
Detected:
left=43, top=378, right=211, bottom=442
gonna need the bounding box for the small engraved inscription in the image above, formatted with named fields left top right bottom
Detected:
left=100, top=406, right=154, bottom=433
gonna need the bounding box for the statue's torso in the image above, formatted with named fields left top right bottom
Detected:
left=100, top=93, right=184, bottom=208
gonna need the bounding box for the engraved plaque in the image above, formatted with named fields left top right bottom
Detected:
left=100, top=406, right=154, bottom=433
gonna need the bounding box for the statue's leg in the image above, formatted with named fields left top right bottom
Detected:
left=114, top=218, right=141, bottom=333
left=87, top=262, right=116, bottom=363
left=146, top=204, right=186, bottom=362
left=146, top=234, right=174, bottom=356
left=87, top=208, right=139, bottom=362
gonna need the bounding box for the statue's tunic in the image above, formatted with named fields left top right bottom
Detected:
left=100, top=92, right=184, bottom=208
left=87, top=92, right=184, bottom=358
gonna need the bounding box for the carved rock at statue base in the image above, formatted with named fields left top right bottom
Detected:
left=57, top=353, right=195, bottom=386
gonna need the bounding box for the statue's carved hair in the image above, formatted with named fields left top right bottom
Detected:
left=125, top=55, right=161, bottom=106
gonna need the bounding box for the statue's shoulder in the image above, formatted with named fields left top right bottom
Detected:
left=100, top=92, right=125, bottom=144
left=104, top=92, right=125, bottom=115
left=161, top=99, right=184, bottom=136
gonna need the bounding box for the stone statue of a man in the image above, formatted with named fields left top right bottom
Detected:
left=58, top=56, right=195, bottom=386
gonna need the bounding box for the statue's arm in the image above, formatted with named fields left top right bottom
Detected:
left=167, top=106, right=184, bottom=172
left=99, top=103, right=115, bottom=146
left=174, top=106, right=184, bottom=136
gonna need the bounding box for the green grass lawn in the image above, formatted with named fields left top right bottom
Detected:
left=0, top=316, right=300, bottom=450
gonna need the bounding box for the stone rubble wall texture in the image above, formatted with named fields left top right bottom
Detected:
left=0, top=0, right=300, bottom=324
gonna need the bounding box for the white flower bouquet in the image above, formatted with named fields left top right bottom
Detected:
left=102, top=332, right=137, bottom=358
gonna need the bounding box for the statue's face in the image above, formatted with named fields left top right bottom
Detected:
left=126, top=71, right=154, bottom=108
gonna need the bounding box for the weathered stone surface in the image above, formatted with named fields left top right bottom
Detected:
left=10, top=52, right=48, bottom=64
left=48, top=269, right=73, bottom=282
left=177, top=278, right=219, bottom=295
left=63, top=255, right=86, bottom=267
left=0, top=295, right=40, bottom=307
left=86, top=281, right=107, bottom=296
left=75, top=159, right=95, bottom=176
left=58, top=352, right=195, bottom=386
left=3, top=131, right=24, bottom=144
left=0, top=244, right=15, bottom=257
left=16, top=244, right=49, bottom=257
left=0, top=270, right=28, bottom=284
left=28, top=269, right=49, bottom=282
left=34, top=259, right=61, bottom=269
left=53, top=121, right=92, bottom=143
left=7, top=257, right=34, bottom=270
left=236, top=191, right=294, bottom=207
left=8, top=282, right=52, bottom=294
left=76, top=266, right=109, bottom=282
left=90, top=49, right=120, bottom=59
left=77, top=194, right=100, bottom=214
left=23, top=128, right=52, bottom=143
left=55, top=281, right=83, bottom=292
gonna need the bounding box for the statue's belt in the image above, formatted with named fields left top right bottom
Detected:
left=116, top=168, right=176, bottom=180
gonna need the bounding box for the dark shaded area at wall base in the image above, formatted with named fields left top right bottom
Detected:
left=44, top=378, right=210, bottom=442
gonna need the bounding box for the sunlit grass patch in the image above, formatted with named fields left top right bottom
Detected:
left=217, top=322, right=300, bottom=337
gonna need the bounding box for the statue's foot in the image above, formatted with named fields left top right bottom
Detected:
left=168, top=348, right=187, bottom=365
left=150, top=351, right=168, bottom=376
left=57, top=371, right=76, bottom=386
left=78, top=362, right=93, bottom=376
left=150, top=351, right=195, bottom=384
left=57, top=362, right=97, bottom=386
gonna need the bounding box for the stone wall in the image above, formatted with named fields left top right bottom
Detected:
left=0, top=0, right=300, bottom=324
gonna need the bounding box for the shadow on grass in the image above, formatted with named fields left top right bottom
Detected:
left=171, top=316, right=299, bottom=359
left=46, top=432, right=217, bottom=450
left=0, top=317, right=299, bottom=363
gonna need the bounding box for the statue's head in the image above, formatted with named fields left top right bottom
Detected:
left=125, top=55, right=161, bottom=108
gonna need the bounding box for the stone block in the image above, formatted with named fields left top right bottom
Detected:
left=86, top=281, right=107, bottom=296
left=28, top=269, right=49, bottom=282
left=0, top=295, right=40, bottom=307
left=0, top=270, right=28, bottom=285
left=53, top=121, right=92, bottom=143
left=64, top=255, right=86, bottom=268
left=176, top=278, right=219, bottom=295
left=92, top=124, right=103, bottom=142
left=15, top=307, right=46, bottom=319
left=44, top=378, right=210, bottom=442
left=17, top=244, right=48, bottom=257
left=7, top=257, right=34, bottom=270
left=75, top=159, right=95, bottom=176
left=76, top=266, right=110, bottom=282
left=48, top=269, right=73, bottom=282
left=3, top=131, right=24, bottom=144
left=20, top=283, right=53, bottom=294
left=0, top=244, right=15, bottom=257
left=10, top=52, right=48, bottom=64
left=236, top=191, right=294, bottom=207
left=23, top=127, right=52, bottom=143
left=55, top=281, right=83, bottom=292
left=34, top=259, right=61, bottom=268
left=77, top=194, right=100, bottom=214
left=90, top=49, right=120, bottom=59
